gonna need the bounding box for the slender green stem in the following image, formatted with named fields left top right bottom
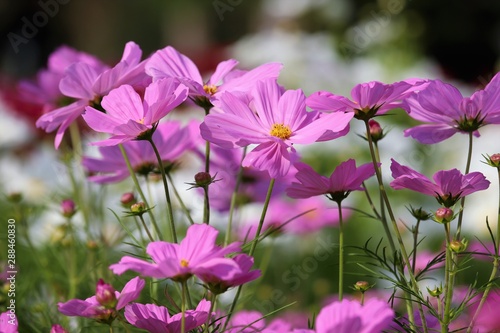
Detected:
left=223, top=178, right=276, bottom=331
left=147, top=138, right=177, bottom=243
left=167, top=173, right=195, bottom=225
left=363, top=120, right=427, bottom=332
left=109, top=325, right=114, bottom=333
left=412, top=219, right=422, bottom=274
left=442, top=223, right=455, bottom=333
left=119, top=144, right=163, bottom=240
left=181, top=281, right=187, bottom=333
left=203, top=186, right=210, bottom=224
left=360, top=292, right=365, bottom=306
left=466, top=167, right=500, bottom=333
left=204, top=293, right=217, bottom=333
left=337, top=201, right=344, bottom=301
left=361, top=181, right=382, bottom=220
left=138, top=214, right=155, bottom=243
left=455, top=132, right=474, bottom=240
left=224, top=147, right=248, bottom=246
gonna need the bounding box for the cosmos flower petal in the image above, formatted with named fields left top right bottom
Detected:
left=403, top=124, right=458, bottom=144
left=243, top=141, right=292, bottom=178
left=208, top=59, right=239, bottom=86
left=116, top=277, right=145, bottom=310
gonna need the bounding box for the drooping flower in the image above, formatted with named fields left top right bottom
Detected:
left=0, top=311, right=17, bottom=333
left=82, top=78, right=188, bottom=146
left=36, top=41, right=150, bottom=148
left=306, top=79, right=427, bottom=121
left=145, top=45, right=282, bottom=107
left=201, top=79, right=353, bottom=178
left=82, top=120, right=197, bottom=183
left=57, top=276, right=145, bottom=323
left=125, top=299, right=211, bottom=333
left=315, top=298, right=394, bottom=333
left=286, top=159, right=377, bottom=203
left=389, top=159, right=490, bottom=207
left=109, top=224, right=242, bottom=282
left=402, top=74, right=500, bottom=144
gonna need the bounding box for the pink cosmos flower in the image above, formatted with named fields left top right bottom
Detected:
left=225, top=310, right=297, bottom=333
left=471, top=289, right=500, bottom=332
left=307, top=79, right=427, bottom=120
left=57, top=276, right=145, bottom=322
left=82, top=121, right=197, bottom=183
left=36, top=41, right=150, bottom=148
left=145, top=45, right=282, bottom=107
left=109, top=224, right=242, bottom=282
left=402, top=73, right=500, bottom=144
left=390, top=159, right=490, bottom=207
left=201, top=79, right=353, bottom=178
left=0, top=312, right=17, bottom=333
left=125, top=299, right=211, bottom=333
left=286, top=159, right=377, bottom=203
left=49, top=324, right=68, bottom=333
left=315, top=298, right=394, bottom=333
left=82, top=78, right=188, bottom=146
left=18, top=45, right=107, bottom=114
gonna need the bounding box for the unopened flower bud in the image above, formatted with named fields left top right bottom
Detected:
left=484, top=153, right=500, bottom=168
left=434, top=207, right=454, bottom=223
left=409, top=206, right=432, bottom=221
left=368, top=120, right=385, bottom=142
left=61, top=199, right=76, bottom=218
left=95, top=279, right=117, bottom=308
left=120, top=192, right=136, bottom=208
left=194, top=172, right=213, bottom=187
left=427, top=285, right=443, bottom=297
left=130, top=202, right=146, bottom=214
left=6, top=192, right=22, bottom=203
left=86, top=240, right=99, bottom=250
left=354, top=281, right=372, bottom=292
left=450, top=239, right=468, bottom=253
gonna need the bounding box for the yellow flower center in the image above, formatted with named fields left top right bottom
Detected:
left=203, top=84, right=217, bottom=95
left=180, top=259, right=189, bottom=268
left=270, top=123, right=292, bottom=140
left=138, top=118, right=145, bottom=124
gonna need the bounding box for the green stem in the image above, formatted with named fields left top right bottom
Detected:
left=455, top=132, right=474, bottom=240
left=412, top=219, right=422, bottom=274
left=363, top=120, right=427, bottom=332
left=203, top=105, right=212, bottom=225
left=167, top=173, right=195, bottom=225
left=203, top=186, right=210, bottom=225
left=442, top=223, right=454, bottom=333
left=337, top=201, right=344, bottom=301
left=223, top=178, right=276, bottom=331
left=224, top=147, right=248, bottom=246
left=204, top=293, right=217, bottom=333
left=119, top=144, right=162, bottom=240
left=147, top=138, right=177, bottom=243
left=181, top=281, right=187, bottom=333
left=138, top=214, right=155, bottom=243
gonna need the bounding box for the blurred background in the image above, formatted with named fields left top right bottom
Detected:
left=1, top=0, right=500, bottom=330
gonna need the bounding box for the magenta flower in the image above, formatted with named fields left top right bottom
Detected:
left=201, top=79, right=353, bottom=178
left=0, top=311, right=17, bottom=333
left=50, top=324, right=69, bottom=333
left=471, top=289, right=500, bottom=332
left=286, top=159, right=377, bottom=203
left=307, top=79, right=427, bottom=120
left=125, top=299, right=211, bottom=333
left=109, top=224, right=242, bottom=282
left=82, top=78, right=188, bottom=146
left=197, top=253, right=261, bottom=294
left=58, top=276, right=145, bottom=322
left=145, top=45, right=282, bottom=107
left=82, top=121, right=197, bottom=183
left=403, top=74, right=500, bottom=144
left=36, top=41, right=150, bottom=148
left=315, top=298, right=394, bottom=333
left=390, top=159, right=490, bottom=207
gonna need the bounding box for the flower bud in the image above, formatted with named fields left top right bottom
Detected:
left=434, top=207, right=454, bottom=223
left=450, top=239, right=468, bottom=253
left=120, top=192, right=136, bottom=208
left=409, top=206, right=432, bottom=221
left=427, top=285, right=443, bottom=297
left=194, top=172, right=213, bottom=187
left=484, top=153, right=500, bottom=168
left=368, top=120, right=385, bottom=142
left=130, top=202, right=146, bottom=214
left=354, top=281, right=372, bottom=292
left=95, top=279, right=117, bottom=308
left=6, top=192, right=22, bottom=203
left=86, top=240, right=99, bottom=250
left=61, top=199, right=76, bottom=218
